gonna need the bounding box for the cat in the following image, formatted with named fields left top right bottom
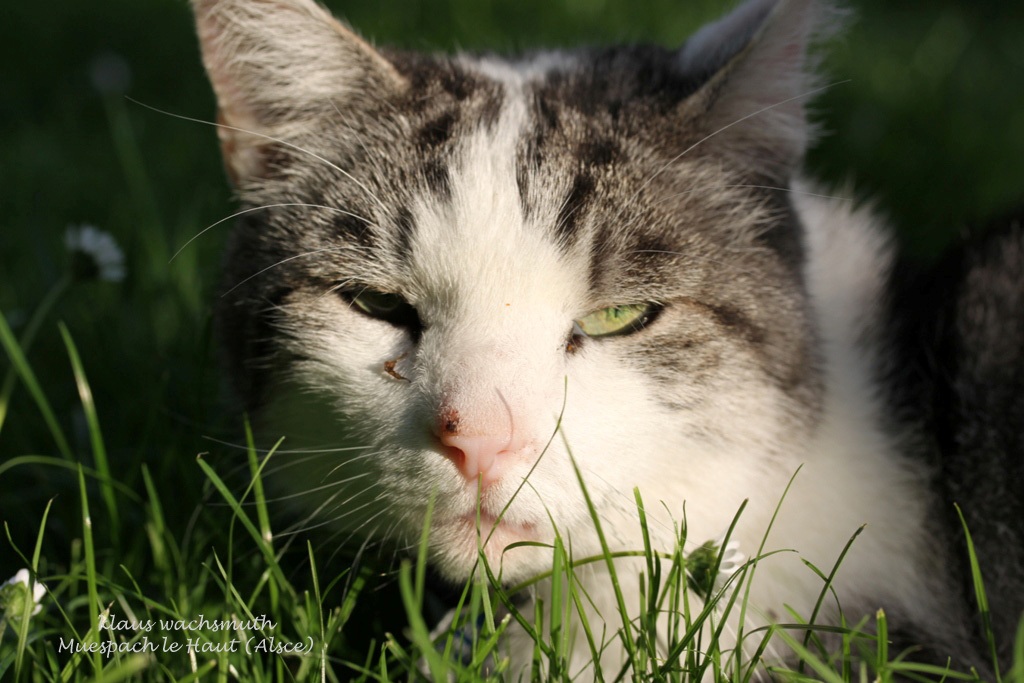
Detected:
left=191, top=0, right=1024, bottom=676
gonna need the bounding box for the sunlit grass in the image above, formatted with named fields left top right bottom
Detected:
left=2, top=0, right=1023, bottom=680
left=1, top=318, right=1017, bottom=680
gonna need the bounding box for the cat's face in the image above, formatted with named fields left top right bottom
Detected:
left=196, top=0, right=827, bottom=583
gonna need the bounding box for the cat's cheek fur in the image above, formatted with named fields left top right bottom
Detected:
left=194, top=0, right=1022, bottom=674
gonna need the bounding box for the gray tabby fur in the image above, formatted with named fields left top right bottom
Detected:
left=191, top=0, right=1023, bottom=676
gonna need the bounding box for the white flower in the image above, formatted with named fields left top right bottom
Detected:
left=715, top=537, right=746, bottom=583
left=686, top=535, right=747, bottom=600
left=1, top=568, right=46, bottom=618
left=65, top=224, right=126, bottom=282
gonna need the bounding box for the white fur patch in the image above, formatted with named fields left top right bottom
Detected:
left=196, top=0, right=955, bottom=676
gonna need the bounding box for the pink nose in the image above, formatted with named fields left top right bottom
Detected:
left=439, top=432, right=510, bottom=485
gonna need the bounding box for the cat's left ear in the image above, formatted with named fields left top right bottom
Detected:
left=675, top=0, right=839, bottom=179
left=192, top=0, right=406, bottom=184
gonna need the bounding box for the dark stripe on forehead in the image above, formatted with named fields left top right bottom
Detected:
left=387, top=51, right=503, bottom=130
left=477, top=86, right=504, bottom=130
left=537, top=93, right=560, bottom=130
left=555, top=173, right=595, bottom=247
left=333, top=212, right=376, bottom=249
left=515, top=164, right=531, bottom=220
left=437, top=62, right=477, bottom=101
left=515, top=130, right=545, bottom=221
left=587, top=222, right=615, bottom=293
left=394, top=206, right=414, bottom=253
left=576, top=138, right=620, bottom=168
left=421, top=158, right=452, bottom=200
left=555, top=138, right=621, bottom=247
left=389, top=53, right=478, bottom=106
left=515, top=90, right=560, bottom=217
left=417, top=111, right=457, bottom=149
left=587, top=229, right=677, bottom=296
left=539, top=45, right=707, bottom=119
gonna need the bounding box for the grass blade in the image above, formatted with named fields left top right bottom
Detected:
left=60, top=322, right=120, bottom=542
left=1010, top=617, right=1024, bottom=683
left=194, top=452, right=294, bottom=596
left=799, top=525, right=865, bottom=665
left=0, top=309, right=73, bottom=458
left=11, top=499, right=54, bottom=678
left=0, top=275, right=70, bottom=436
left=560, top=432, right=637, bottom=672
left=141, top=464, right=174, bottom=578
left=955, top=504, right=1002, bottom=683
left=78, top=463, right=103, bottom=676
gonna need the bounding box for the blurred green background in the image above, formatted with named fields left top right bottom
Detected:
left=1, top=0, right=1023, bottom=598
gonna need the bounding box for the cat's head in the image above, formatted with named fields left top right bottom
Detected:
left=194, top=0, right=834, bottom=583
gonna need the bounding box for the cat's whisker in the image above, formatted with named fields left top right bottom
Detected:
left=378, top=513, right=405, bottom=547
left=276, top=490, right=377, bottom=539
left=250, top=448, right=377, bottom=484
left=337, top=510, right=389, bottom=548
left=604, top=79, right=850, bottom=239
left=258, top=472, right=377, bottom=506
left=326, top=97, right=404, bottom=178
left=201, top=457, right=368, bottom=504
left=254, top=455, right=329, bottom=480
left=722, top=184, right=852, bottom=202
left=197, top=440, right=378, bottom=484
left=315, top=277, right=363, bottom=302
left=200, top=433, right=374, bottom=455
left=221, top=245, right=368, bottom=297
left=324, top=517, right=387, bottom=572
left=320, top=452, right=381, bottom=480
left=642, top=183, right=852, bottom=215
left=326, top=507, right=393, bottom=559
left=639, top=79, right=848, bottom=197
left=196, top=450, right=279, bottom=481
left=294, top=505, right=397, bottom=565
left=128, top=97, right=394, bottom=218
left=170, top=203, right=370, bottom=263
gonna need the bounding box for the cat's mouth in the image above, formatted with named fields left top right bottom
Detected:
left=428, top=510, right=549, bottom=582
left=453, top=511, right=540, bottom=551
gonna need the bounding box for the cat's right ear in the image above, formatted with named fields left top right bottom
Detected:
left=192, top=0, right=406, bottom=184
left=672, top=0, right=840, bottom=180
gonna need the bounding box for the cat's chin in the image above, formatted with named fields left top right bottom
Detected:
left=430, top=512, right=553, bottom=584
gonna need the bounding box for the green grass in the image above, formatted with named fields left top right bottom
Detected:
left=0, top=333, right=1016, bottom=680
left=0, top=309, right=1018, bottom=681
left=2, top=0, right=1024, bottom=680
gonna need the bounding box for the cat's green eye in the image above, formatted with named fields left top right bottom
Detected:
left=350, top=290, right=405, bottom=317
left=574, top=303, right=653, bottom=338
left=343, top=288, right=422, bottom=336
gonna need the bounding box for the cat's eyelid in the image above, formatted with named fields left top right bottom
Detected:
left=574, top=302, right=660, bottom=338
left=339, top=287, right=414, bottom=319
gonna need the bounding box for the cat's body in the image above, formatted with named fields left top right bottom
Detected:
left=192, top=0, right=1023, bottom=676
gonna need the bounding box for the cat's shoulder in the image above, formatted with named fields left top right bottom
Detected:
left=887, top=209, right=1024, bottom=658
